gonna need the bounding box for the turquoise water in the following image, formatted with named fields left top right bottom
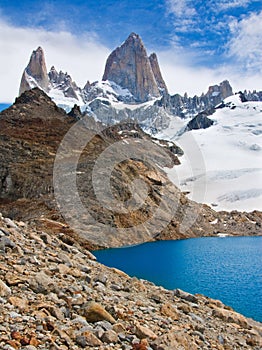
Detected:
left=93, top=236, right=262, bottom=322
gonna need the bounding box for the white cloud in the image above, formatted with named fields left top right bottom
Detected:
left=157, top=47, right=262, bottom=96
left=166, top=0, right=196, bottom=18
left=219, top=0, right=251, bottom=10
left=227, top=11, right=262, bottom=73
left=157, top=50, right=227, bottom=95
left=0, top=18, right=110, bottom=103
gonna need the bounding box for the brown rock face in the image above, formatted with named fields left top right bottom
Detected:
left=149, top=53, right=168, bottom=94
left=19, top=47, right=49, bottom=95
left=102, top=33, right=163, bottom=102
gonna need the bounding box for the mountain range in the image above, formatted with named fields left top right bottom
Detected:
left=17, top=32, right=262, bottom=212
left=19, top=32, right=258, bottom=133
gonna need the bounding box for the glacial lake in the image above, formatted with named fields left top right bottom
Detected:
left=93, top=236, right=262, bottom=322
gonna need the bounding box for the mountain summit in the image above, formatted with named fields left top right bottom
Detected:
left=19, top=47, right=80, bottom=105
left=19, top=47, right=49, bottom=95
left=102, top=33, right=167, bottom=102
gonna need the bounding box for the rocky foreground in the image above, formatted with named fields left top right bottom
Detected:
left=0, top=213, right=261, bottom=350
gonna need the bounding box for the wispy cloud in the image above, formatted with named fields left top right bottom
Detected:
left=165, top=0, right=196, bottom=18
left=162, top=1, right=262, bottom=95
left=227, top=11, right=262, bottom=72
left=218, top=0, right=252, bottom=10
left=0, top=18, right=110, bottom=102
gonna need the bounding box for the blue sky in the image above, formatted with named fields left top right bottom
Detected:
left=0, top=0, right=261, bottom=102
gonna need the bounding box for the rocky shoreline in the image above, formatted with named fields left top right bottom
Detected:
left=0, top=213, right=261, bottom=349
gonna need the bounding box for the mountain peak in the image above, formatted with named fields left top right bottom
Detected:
left=128, top=32, right=140, bottom=38
left=102, top=33, right=165, bottom=102
left=19, top=46, right=50, bottom=96
left=126, top=32, right=142, bottom=42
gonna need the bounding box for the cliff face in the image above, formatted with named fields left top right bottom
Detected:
left=149, top=52, right=168, bottom=94
left=102, top=33, right=162, bottom=102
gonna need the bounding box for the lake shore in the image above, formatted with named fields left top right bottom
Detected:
left=0, top=213, right=261, bottom=349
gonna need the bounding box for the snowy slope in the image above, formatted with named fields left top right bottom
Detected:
left=49, top=79, right=154, bottom=111
left=157, top=94, right=262, bottom=212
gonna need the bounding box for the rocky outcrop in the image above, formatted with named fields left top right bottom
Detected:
left=149, top=53, right=168, bottom=95
left=19, top=47, right=49, bottom=95
left=48, top=66, right=79, bottom=100
left=157, top=80, right=234, bottom=119
left=242, top=89, right=262, bottom=101
left=0, top=213, right=261, bottom=349
left=185, top=109, right=215, bottom=131
left=102, top=33, right=162, bottom=102
left=206, top=80, right=233, bottom=106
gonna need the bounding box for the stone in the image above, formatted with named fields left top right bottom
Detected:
left=5, top=272, right=27, bottom=285
left=8, top=296, right=28, bottom=311
left=0, top=237, right=16, bottom=252
left=134, top=321, right=158, bottom=340
left=174, top=289, right=199, bottom=304
left=4, top=218, right=18, bottom=229
left=160, top=303, right=179, bottom=320
left=113, top=323, right=126, bottom=333
left=39, top=233, right=52, bottom=245
left=75, top=332, right=102, bottom=347
left=178, top=303, right=192, bottom=314
left=0, top=279, right=11, bottom=296
left=83, top=301, right=116, bottom=324
left=101, top=329, right=118, bottom=344
left=152, top=329, right=198, bottom=350
left=185, top=112, right=214, bottom=131
left=94, top=273, right=107, bottom=285
left=189, top=312, right=204, bottom=324
left=95, top=320, right=113, bottom=331
left=29, top=271, right=55, bottom=294
left=212, top=307, right=249, bottom=328
left=132, top=339, right=149, bottom=350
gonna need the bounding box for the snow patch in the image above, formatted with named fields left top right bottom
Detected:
left=157, top=97, right=262, bottom=212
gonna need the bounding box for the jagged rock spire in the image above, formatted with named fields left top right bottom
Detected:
left=19, top=47, right=49, bottom=96
left=102, top=33, right=166, bottom=102
left=149, top=53, right=168, bottom=95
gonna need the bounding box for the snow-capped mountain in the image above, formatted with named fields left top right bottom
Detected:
left=156, top=94, right=262, bottom=212
left=18, top=33, right=262, bottom=212
left=19, top=33, right=235, bottom=132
